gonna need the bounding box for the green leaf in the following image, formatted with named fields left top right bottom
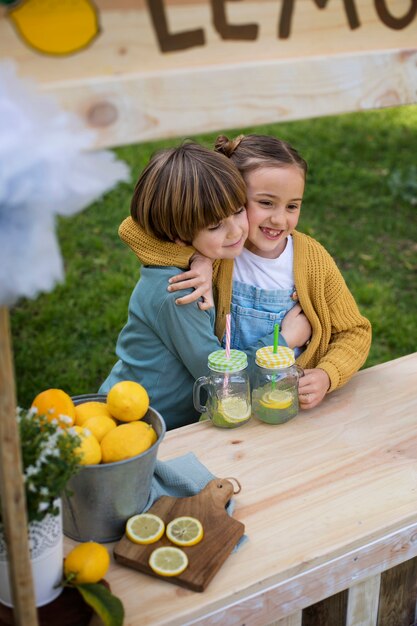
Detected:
left=76, top=583, right=124, bottom=626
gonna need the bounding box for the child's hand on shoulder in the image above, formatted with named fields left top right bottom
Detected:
left=298, top=368, right=331, bottom=410
left=167, top=253, right=214, bottom=310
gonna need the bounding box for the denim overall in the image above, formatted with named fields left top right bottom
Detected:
left=225, top=280, right=303, bottom=358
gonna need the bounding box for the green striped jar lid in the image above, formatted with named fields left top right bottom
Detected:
left=255, top=346, right=295, bottom=369
left=208, top=349, right=248, bottom=373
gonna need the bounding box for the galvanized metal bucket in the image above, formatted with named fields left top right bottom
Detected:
left=63, top=394, right=166, bottom=543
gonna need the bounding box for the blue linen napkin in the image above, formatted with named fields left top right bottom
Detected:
left=143, top=452, right=247, bottom=550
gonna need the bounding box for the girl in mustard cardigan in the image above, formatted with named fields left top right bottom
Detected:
left=119, top=134, right=371, bottom=411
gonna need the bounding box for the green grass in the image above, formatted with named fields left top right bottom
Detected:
left=10, top=105, right=417, bottom=408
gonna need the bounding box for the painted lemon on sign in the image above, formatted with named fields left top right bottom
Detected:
left=9, top=0, right=100, bottom=56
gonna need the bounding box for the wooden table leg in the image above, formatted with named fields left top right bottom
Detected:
left=346, top=575, right=381, bottom=626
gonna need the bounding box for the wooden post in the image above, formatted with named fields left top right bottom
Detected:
left=0, top=307, right=38, bottom=626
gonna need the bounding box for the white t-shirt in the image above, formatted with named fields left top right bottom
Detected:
left=233, top=236, right=294, bottom=290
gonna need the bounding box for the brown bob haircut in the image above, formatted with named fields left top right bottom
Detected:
left=130, top=142, right=246, bottom=243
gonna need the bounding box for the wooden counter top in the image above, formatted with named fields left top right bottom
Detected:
left=66, top=353, right=417, bottom=625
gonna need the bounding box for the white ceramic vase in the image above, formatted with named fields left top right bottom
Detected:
left=0, top=500, right=63, bottom=608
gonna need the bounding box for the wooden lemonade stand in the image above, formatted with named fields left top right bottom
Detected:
left=66, top=352, right=417, bottom=626
left=0, top=1, right=416, bottom=624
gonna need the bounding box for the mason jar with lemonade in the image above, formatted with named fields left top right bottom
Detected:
left=193, top=349, right=251, bottom=428
left=252, top=345, right=304, bottom=425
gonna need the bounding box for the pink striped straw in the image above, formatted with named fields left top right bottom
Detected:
left=225, top=313, right=231, bottom=359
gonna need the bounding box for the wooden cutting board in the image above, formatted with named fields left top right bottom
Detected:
left=113, top=478, right=245, bottom=592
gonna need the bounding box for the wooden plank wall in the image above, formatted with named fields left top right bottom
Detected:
left=0, top=0, right=416, bottom=149
left=269, top=559, right=417, bottom=626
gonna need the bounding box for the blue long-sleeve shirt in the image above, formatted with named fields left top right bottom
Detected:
left=100, top=266, right=286, bottom=430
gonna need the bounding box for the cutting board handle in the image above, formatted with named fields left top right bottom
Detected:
left=202, top=478, right=235, bottom=509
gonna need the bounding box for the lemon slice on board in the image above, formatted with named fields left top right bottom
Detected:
left=219, top=397, right=251, bottom=423
left=166, top=516, right=204, bottom=547
left=149, top=547, right=188, bottom=577
left=260, top=390, right=293, bottom=409
left=126, top=513, right=165, bottom=545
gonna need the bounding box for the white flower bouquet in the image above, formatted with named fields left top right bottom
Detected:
left=0, top=408, right=81, bottom=525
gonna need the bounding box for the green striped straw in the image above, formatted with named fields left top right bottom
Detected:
left=273, top=324, right=280, bottom=353
left=272, top=323, right=279, bottom=389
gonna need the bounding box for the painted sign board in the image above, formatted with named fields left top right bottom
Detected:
left=0, top=0, right=416, bottom=148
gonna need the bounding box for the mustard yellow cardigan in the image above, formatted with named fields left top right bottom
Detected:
left=119, top=217, right=371, bottom=392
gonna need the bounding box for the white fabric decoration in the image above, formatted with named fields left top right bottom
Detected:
left=0, top=61, right=131, bottom=306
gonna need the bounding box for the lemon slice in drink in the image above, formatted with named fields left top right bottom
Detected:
left=126, top=513, right=165, bottom=545
left=166, top=516, right=204, bottom=547
left=219, top=397, right=251, bottom=423
left=149, top=546, right=188, bottom=577
left=260, top=390, right=293, bottom=409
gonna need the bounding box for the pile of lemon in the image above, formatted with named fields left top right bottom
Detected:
left=31, top=381, right=157, bottom=465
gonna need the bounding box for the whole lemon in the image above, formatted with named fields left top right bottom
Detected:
left=82, top=415, right=117, bottom=442
left=101, top=421, right=156, bottom=464
left=106, top=381, right=149, bottom=422
left=31, top=388, right=75, bottom=427
left=74, top=401, right=113, bottom=426
left=64, top=542, right=110, bottom=584
left=73, top=426, right=102, bottom=465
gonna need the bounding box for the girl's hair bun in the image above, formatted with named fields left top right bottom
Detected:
left=215, top=134, right=244, bottom=157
